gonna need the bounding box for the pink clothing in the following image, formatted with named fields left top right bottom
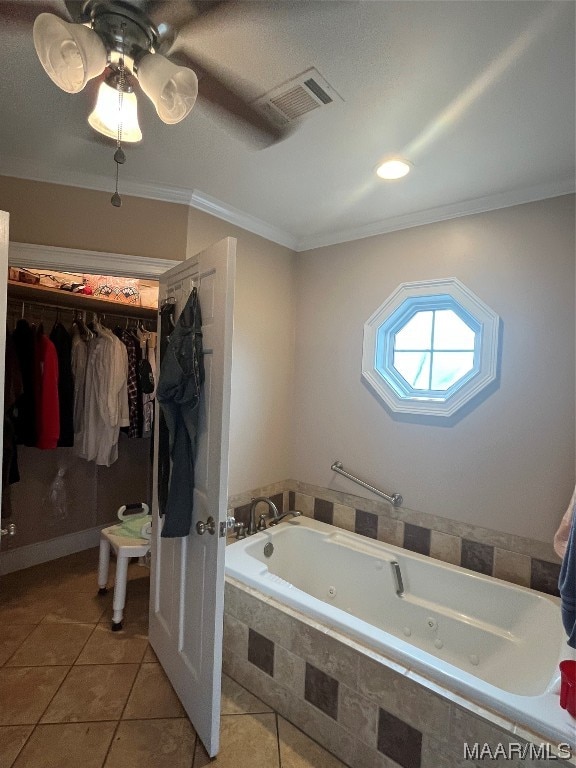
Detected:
left=35, top=333, right=60, bottom=449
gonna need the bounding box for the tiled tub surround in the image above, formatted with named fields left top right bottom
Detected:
left=224, top=579, right=575, bottom=768
left=228, top=480, right=562, bottom=597
left=225, top=518, right=575, bottom=750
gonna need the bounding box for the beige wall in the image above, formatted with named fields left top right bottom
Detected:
left=2, top=172, right=573, bottom=546
left=0, top=175, right=189, bottom=260
left=186, top=208, right=296, bottom=497
left=0, top=174, right=297, bottom=507
left=291, top=195, right=575, bottom=543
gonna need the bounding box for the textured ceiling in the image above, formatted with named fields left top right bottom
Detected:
left=0, top=0, right=574, bottom=249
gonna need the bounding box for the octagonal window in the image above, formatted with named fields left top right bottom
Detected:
left=363, top=279, right=500, bottom=418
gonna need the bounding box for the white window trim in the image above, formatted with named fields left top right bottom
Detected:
left=362, top=278, right=500, bottom=418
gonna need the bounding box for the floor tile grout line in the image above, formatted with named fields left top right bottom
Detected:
left=0, top=624, right=37, bottom=668
left=275, top=711, right=283, bottom=768
left=6, top=722, right=35, bottom=768
left=4, top=621, right=101, bottom=669
left=101, top=647, right=155, bottom=768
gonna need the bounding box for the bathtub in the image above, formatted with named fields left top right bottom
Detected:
left=225, top=515, right=576, bottom=748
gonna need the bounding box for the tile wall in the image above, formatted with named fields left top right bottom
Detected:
left=224, top=580, right=574, bottom=768
left=228, top=479, right=562, bottom=596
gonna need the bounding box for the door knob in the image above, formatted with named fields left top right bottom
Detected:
left=196, top=516, right=216, bottom=535
left=1, top=523, right=16, bottom=538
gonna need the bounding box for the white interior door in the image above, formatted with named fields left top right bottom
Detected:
left=0, top=212, right=9, bottom=551
left=149, top=236, right=236, bottom=757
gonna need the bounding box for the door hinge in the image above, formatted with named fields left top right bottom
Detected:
left=1, top=523, right=16, bottom=538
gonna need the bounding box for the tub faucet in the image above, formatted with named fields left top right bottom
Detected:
left=269, top=510, right=302, bottom=526
left=248, top=497, right=280, bottom=536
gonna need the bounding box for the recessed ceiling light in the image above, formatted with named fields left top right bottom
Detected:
left=376, top=159, right=411, bottom=180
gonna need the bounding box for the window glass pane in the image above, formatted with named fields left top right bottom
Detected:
left=433, top=310, right=475, bottom=350
left=430, top=351, right=474, bottom=390
left=394, top=352, right=431, bottom=389
left=394, top=311, right=433, bottom=350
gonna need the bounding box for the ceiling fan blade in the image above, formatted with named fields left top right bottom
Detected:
left=0, top=0, right=71, bottom=24
left=145, top=0, right=231, bottom=33
left=168, top=50, right=287, bottom=145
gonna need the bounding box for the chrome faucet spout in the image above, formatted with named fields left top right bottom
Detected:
left=269, top=510, right=302, bottom=527
left=247, top=496, right=280, bottom=536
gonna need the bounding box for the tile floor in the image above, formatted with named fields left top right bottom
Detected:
left=0, top=547, right=348, bottom=768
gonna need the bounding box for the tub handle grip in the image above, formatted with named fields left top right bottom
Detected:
left=391, top=560, right=405, bottom=598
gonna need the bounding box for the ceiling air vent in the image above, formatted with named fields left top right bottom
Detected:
left=254, top=67, right=343, bottom=125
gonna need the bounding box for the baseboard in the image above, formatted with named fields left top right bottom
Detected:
left=0, top=526, right=104, bottom=575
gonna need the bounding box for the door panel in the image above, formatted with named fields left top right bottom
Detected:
left=149, top=237, right=236, bottom=757
left=0, top=212, right=9, bottom=551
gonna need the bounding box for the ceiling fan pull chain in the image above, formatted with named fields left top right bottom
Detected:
left=111, top=23, right=127, bottom=208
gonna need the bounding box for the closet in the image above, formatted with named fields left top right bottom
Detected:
left=2, top=270, right=159, bottom=570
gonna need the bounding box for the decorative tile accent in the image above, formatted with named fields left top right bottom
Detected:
left=429, top=531, right=461, bottom=566
left=314, top=498, right=334, bottom=525
left=377, top=707, right=422, bottom=768
left=355, top=510, right=378, bottom=539
left=403, top=523, right=431, bottom=556
left=338, top=683, right=378, bottom=748
left=230, top=481, right=564, bottom=594
left=333, top=504, right=356, bottom=532
left=286, top=478, right=559, bottom=563
left=377, top=516, right=404, bottom=547
left=460, top=539, right=494, bottom=575
left=234, top=503, right=252, bottom=528
left=492, top=548, right=531, bottom=587
left=530, top=558, right=560, bottom=596
left=304, top=662, right=339, bottom=720
left=270, top=492, right=285, bottom=515
left=248, top=628, right=275, bottom=677
left=274, top=644, right=305, bottom=696
left=224, top=578, right=574, bottom=768
left=295, top=492, right=315, bottom=517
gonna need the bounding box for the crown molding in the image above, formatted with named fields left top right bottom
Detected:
left=0, top=158, right=299, bottom=249
left=295, top=178, right=576, bottom=252
left=8, top=241, right=179, bottom=279
left=0, top=157, right=192, bottom=206
left=1, top=159, right=573, bottom=255
left=188, top=190, right=299, bottom=251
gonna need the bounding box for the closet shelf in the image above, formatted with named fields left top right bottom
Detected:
left=7, top=280, right=158, bottom=320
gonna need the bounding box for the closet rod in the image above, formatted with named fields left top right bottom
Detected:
left=7, top=297, right=156, bottom=324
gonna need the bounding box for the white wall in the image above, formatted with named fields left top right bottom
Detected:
left=291, top=195, right=575, bottom=543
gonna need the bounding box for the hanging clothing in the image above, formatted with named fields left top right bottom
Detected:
left=77, top=324, right=129, bottom=466
left=116, top=329, right=142, bottom=439
left=156, top=289, right=204, bottom=538
left=3, top=332, right=23, bottom=519
left=157, top=302, right=175, bottom=518
left=137, top=327, right=156, bottom=439
left=50, top=321, right=74, bottom=447
left=71, top=323, right=89, bottom=439
left=12, top=319, right=37, bottom=446
left=35, top=329, right=60, bottom=450
left=559, top=485, right=576, bottom=649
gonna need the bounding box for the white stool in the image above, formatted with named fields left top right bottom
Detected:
left=98, top=525, right=151, bottom=631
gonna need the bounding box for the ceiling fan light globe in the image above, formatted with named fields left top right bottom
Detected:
left=88, top=81, right=142, bottom=143
left=138, top=53, right=198, bottom=124
left=33, top=13, right=107, bottom=94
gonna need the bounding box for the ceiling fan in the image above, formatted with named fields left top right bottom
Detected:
left=0, top=0, right=286, bottom=146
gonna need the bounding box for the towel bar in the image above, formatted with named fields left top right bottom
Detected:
left=331, top=461, right=403, bottom=507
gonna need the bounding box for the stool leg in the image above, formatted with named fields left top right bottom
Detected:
left=98, top=537, right=110, bottom=595
left=111, top=555, right=129, bottom=631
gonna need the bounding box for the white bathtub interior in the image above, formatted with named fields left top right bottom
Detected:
left=225, top=516, right=576, bottom=747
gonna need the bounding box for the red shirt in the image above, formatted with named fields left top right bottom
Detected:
left=35, top=333, right=60, bottom=449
